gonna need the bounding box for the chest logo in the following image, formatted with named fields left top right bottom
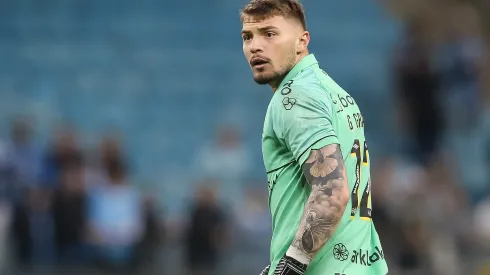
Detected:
left=282, top=97, right=296, bottom=110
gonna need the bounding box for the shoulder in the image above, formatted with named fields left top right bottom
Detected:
left=272, top=68, right=331, bottom=112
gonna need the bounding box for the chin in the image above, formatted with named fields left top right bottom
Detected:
left=253, top=72, right=277, bottom=85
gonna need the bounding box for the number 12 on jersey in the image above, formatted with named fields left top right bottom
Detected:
left=350, top=139, right=372, bottom=221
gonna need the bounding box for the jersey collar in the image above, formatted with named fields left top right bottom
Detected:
left=278, top=54, right=319, bottom=88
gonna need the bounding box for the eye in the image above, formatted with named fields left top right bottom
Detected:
left=266, top=32, right=276, bottom=38
left=242, top=35, right=251, bottom=41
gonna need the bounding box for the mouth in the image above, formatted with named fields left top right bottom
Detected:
left=250, top=57, right=269, bottom=68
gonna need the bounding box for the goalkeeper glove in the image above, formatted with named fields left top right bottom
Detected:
left=259, top=264, right=270, bottom=275
left=262, top=255, right=308, bottom=275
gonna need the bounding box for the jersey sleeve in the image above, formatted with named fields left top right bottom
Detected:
left=273, top=84, right=339, bottom=166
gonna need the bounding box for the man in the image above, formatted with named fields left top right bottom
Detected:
left=240, top=1, right=388, bottom=274
left=184, top=185, right=227, bottom=275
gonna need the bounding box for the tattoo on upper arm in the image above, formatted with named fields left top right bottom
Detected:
left=291, top=144, right=349, bottom=259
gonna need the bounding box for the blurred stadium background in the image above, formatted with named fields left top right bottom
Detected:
left=0, top=0, right=489, bottom=274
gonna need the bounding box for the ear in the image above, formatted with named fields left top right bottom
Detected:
left=297, top=31, right=310, bottom=53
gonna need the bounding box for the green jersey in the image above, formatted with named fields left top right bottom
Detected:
left=262, top=54, right=388, bottom=275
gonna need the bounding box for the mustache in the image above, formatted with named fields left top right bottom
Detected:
left=250, top=56, right=270, bottom=66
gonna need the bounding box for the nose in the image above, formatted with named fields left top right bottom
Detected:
left=249, top=37, right=263, bottom=54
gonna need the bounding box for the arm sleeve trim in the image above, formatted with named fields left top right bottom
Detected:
left=297, top=134, right=337, bottom=164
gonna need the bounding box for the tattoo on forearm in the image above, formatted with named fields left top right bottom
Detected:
left=291, top=144, right=348, bottom=260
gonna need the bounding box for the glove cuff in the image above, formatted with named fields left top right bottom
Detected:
left=284, top=255, right=308, bottom=272
left=286, top=246, right=311, bottom=265
left=273, top=255, right=308, bottom=275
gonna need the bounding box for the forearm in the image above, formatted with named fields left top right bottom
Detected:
left=287, top=144, right=349, bottom=264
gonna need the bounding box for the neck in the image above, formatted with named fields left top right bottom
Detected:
left=270, top=51, right=309, bottom=92
left=270, top=78, right=283, bottom=92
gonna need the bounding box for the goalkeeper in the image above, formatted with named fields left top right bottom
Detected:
left=239, top=0, right=389, bottom=274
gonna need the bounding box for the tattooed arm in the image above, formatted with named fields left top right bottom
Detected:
left=286, top=143, right=350, bottom=265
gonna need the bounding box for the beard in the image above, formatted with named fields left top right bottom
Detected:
left=253, top=70, right=283, bottom=85
left=252, top=48, right=296, bottom=86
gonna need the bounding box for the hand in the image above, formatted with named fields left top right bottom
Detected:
left=273, top=255, right=308, bottom=275
left=259, top=264, right=270, bottom=275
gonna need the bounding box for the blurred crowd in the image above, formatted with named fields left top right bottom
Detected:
left=0, top=119, right=163, bottom=274
left=0, top=119, right=257, bottom=275
left=371, top=5, right=490, bottom=274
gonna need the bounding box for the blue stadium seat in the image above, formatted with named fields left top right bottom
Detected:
left=0, top=0, right=400, bottom=214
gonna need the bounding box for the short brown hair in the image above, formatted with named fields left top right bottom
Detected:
left=240, top=0, right=307, bottom=30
